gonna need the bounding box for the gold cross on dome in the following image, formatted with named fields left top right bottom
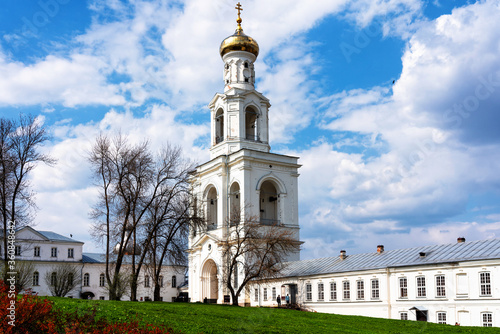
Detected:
left=235, top=2, right=243, bottom=29
left=235, top=2, right=243, bottom=16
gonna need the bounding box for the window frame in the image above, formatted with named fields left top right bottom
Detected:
left=400, top=312, right=408, bottom=320
left=318, top=283, right=324, bottom=301
left=435, top=275, right=446, bottom=297
left=254, top=288, right=258, bottom=302
left=263, top=287, right=268, bottom=301
left=272, top=287, right=276, bottom=300
left=51, top=247, right=57, bottom=258
left=14, top=245, right=21, bottom=256
left=305, top=283, right=312, bottom=301
left=68, top=248, right=74, bottom=258
left=34, top=246, right=40, bottom=257
left=481, top=312, right=493, bottom=327
left=99, top=273, right=105, bottom=287
left=399, top=277, right=408, bottom=299
left=479, top=272, right=492, bottom=296
left=330, top=281, right=337, bottom=301
left=32, top=271, right=39, bottom=286
left=171, top=275, right=176, bottom=288
left=416, top=276, right=426, bottom=298
left=371, top=279, right=380, bottom=300
left=83, top=273, right=90, bottom=287
left=437, top=311, right=447, bottom=324
left=343, top=280, right=350, bottom=300
left=144, top=275, right=150, bottom=288
left=356, top=280, right=364, bottom=300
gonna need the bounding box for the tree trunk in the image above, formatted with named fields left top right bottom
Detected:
left=153, top=284, right=161, bottom=301
left=130, top=274, right=138, bottom=301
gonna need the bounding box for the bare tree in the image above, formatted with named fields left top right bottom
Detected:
left=220, top=211, right=301, bottom=306
left=3, top=260, right=35, bottom=292
left=44, top=263, right=80, bottom=297
left=0, top=115, right=55, bottom=276
left=102, top=271, right=131, bottom=301
left=88, top=134, right=197, bottom=301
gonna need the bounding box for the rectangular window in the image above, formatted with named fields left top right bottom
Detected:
left=263, top=288, right=268, bottom=301
left=34, top=247, right=40, bottom=257
left=417, top=276, right=426, bottom=297
left=437, top=312, right=446, bottom=324
left=330, top=282, right=337, bottom=301
left=254, top=288, right=258, bottom=302
left=51, top=247, right=57, bottom=257
left=400, top=312, right=408, bottom=320
left=68, top=248, right=74, bottom=258
left=480, top=272, right=491, bottom=296
left=482, top=313, right=493, bottom=327
left=456, top=274, right=468, bottom=296
left=436, top=275, right=446, bottom=297
left=32, top=272, right=39, bottom=286
left=371, top=279, right=379, bottom=299
left=399, top=278, right=408, bottom=298
left=99, top=274, right=105, bottom=287
left=99, top=296, right=105, bottom=300
left=272, top=287, right=276, bottom=300
left=145, top=275, right=150, bottom=288
left=306, top=283, right=312, bottom=301
left=318, top=283, right=324, bottom=301
left=343, top=281, right=350, bottom=300
left=15, top=246, right=21, bottom=256
left=357, top=280, right=364, bottom=300
left=159, top=276, right=164, bottom=288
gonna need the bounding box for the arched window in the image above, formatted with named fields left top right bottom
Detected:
left=83, top=273, right=90, bottom=287
left=51, top=272, right=57, bottom=286
left=245, top=106, right=258, bottom=141
left=99, top=273, right=105, bottom=287
left=215, top=108, right=224, bottom=144
left=229, top=182, right=241, bottom=226
left=172, top=275, right=177, bottom=288
left=32, top=272, right=39, bottom=286
left=259, top=180, right=279, bottom=225
left=206, top=187, right=218, bottom=230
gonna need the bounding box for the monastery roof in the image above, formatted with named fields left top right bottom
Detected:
left=37, top=230, right=83, bottom=243
left=281, top=238, right=500, bottom=278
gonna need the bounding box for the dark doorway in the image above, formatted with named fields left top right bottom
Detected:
left=416, top=310, right=428, bottom=322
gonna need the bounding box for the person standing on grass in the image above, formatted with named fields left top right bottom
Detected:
left=277, top=295, right=281, bottom=307
left=285, top=294, right=290, bottom=305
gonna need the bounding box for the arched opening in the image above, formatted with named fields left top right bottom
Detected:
left=201, top=259, right=218, bottom=302
left=215, top=108, right=224, bottom=144
left=259, top=180, right=279, bottom=225
left=206, top=187, right=218, bottom=230
left=245, top=106, right=258, bottom=141
left=229, top=182, right=240, bottom=226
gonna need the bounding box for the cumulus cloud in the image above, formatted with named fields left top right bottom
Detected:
left=296, top=0, right=500, bottom=258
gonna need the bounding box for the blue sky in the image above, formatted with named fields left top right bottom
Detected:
left=1, top=0, right=500, bottom=260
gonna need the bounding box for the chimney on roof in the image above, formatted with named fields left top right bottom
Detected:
left=457, top=237, right=466, bottom=243
left=377, top=245, right=384, bottom=254
left=340, top=250, right=347, bottom=260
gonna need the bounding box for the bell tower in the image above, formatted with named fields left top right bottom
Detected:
left=188, top=3, right=301, bottom=304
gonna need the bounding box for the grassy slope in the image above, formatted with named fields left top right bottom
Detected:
left=48, top=297, right=500, bottom=334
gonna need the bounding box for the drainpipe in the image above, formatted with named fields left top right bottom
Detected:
left=386, top=268, right=391, bottom=319
left=80, top=262, right=85, bottom=299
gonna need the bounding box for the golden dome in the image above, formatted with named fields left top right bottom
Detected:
left=219, top=3, right=259, bottom=58
left=220, top=27, right=259, bottom=58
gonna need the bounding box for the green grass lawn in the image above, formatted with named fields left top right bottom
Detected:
left=48, top=297, right=500, bottom=334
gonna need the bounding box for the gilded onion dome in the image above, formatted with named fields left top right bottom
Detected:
left=219, top=3, right=259, bottom=58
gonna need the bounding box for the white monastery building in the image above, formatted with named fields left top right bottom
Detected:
left=187, top=3, right=500, bottom=328
left=3, top=226, right=185, bottom=301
